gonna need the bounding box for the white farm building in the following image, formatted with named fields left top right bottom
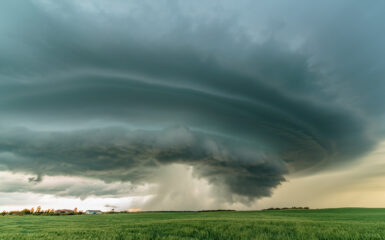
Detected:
left=85, top=210, right=102, bottom=215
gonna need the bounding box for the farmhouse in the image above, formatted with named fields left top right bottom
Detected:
left=85, top=210, right=102, bottom=215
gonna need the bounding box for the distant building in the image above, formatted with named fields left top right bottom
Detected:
left=85, top=210, right=102, bottom=215
left=55, top=209, right=74, bottom=214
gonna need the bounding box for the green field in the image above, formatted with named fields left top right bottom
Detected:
left=0, top=208, right=385, bottom=240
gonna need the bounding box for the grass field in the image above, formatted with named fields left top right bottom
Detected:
left=0, top=208, right=384, bottom=239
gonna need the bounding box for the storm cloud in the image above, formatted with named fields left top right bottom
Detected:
left=0, top=126, right=286, bottom=199
left=0, top=0, right=384, bottom=205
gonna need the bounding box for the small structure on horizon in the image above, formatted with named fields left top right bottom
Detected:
left=85, top=210, right=102, bottom=215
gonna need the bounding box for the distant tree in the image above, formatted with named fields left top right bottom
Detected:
left=44, top=209, right=54, bottom=215
left=9, top=211, right=19, bottom=215
left=36, top=206, right=42, bottom=214
left=21, top=209, right=31, bottom=215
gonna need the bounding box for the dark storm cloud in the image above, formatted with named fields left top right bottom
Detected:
left=0, top=126, right=286, bottom=198
left=0, top=0, right=384, bottom=201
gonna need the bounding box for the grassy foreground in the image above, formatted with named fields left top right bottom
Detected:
left=0, top=208, right=385, bottom=240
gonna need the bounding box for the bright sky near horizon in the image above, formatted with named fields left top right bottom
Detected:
left=1, top=0, right=385, bottom=211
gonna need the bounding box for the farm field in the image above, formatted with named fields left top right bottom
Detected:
left=0, top=208, right=385, bottom=240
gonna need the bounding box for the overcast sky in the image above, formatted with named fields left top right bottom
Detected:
left=1, top=0, right=385, bottom=211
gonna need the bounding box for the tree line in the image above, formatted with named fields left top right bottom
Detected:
left=264, top=207, right=310, bottom=210
left=1, top=206, right=83, bottom=216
